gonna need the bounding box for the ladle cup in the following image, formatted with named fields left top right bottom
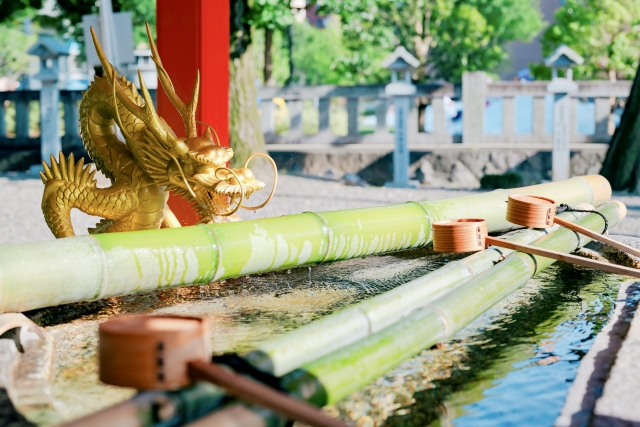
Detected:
left=62, top=315, right=347, bottom=427
left=507, top=194, right=640, bottom=259
left=432, top=218, right=640, bottom=279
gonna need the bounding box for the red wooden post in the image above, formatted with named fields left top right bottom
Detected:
left=156, top=0, right=230, bottom=225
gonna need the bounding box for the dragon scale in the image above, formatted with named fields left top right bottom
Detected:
left=40, top=24, right=276, bottom=239
left=42, top=77, right=166, bottom=238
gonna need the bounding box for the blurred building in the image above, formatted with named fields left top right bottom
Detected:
left=500, top=0, right=563, bottom=80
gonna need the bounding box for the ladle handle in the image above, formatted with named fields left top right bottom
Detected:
left=188, top=361, right=348, bottom=427
left=553, top=217, right=640, bottom=259
left=485, top=236, right=640, bottom=279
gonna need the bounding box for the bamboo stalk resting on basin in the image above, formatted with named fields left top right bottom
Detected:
left=183, top=201, right=628, bottom=427
left=275, top=201, right=626, bottom=408
left=244, top=206, right=593, bottom=377
left=0, top=175, right=612, bottom=313
left=57, top=202, right=625, bottom=427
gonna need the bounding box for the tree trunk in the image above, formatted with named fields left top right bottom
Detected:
left=608, top=69, right=617, bottom=135
left=285, top=25, right=293, bottom=85
left=600, top=63, right=640, bottom=192
left=229, top=0, right=266, bottom=168
left=228, top=45, right=266, bottom=168
left=264, top=28, right=274, bottom=86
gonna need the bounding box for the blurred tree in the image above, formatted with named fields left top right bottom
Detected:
left=229, top=0, right=266, bottom=167
left=600, top=62, right=640, bottom=192
left=0, top=21, right=37, bottom=83
left=291, top=19, right=351, bottom=85
left=0, top=0, right=42, bottom=23
left=246, top=0, right=294, bottom=86
left=321, top=0, right=543, bottom=83
left=536, top=0, right=640, bottom=81
left=252, top=25, right=290, bottom=85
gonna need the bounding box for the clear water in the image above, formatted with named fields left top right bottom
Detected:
left=18, top=248, right=625, bottom=426
left=372, top=263, right=623, bottom=427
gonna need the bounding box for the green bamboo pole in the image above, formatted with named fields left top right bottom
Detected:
left=279, top=201, right=626, bottom=406
left=243, top=207, right=593, bottom=377
left=59, top=382, right=228, bottom=427
left=0, top=176, right=610, bottom=313
left=57, top=200, right=623, bottom=427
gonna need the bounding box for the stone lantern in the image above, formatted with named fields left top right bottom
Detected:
left=382, top=46, right=420, bottom=188
left=28, top=34, right=69, bottom=166
left=544, top=45, right=584, bottom=181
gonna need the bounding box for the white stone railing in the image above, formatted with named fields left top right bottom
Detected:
left=257, top=72, right=632, bottom=147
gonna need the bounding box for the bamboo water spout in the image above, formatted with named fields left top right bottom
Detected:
left=57, top=201, right=625, bottom=427
left=277, top=201, right=625, bottom=407
left=0, top=176, right=611, bottom=313
left=244, top=207, right=594, bottom=376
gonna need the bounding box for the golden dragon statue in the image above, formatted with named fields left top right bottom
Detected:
left=40, top=24, right=276, bottom=238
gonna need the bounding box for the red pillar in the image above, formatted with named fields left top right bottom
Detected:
left=156, top=0, right=230, bottom=225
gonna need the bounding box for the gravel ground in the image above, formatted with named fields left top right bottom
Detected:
left=2, top=170, right=640, bottom=426
left=1, top=171, right=639, bottom=244
left=0, top=171, right=480, bottom=245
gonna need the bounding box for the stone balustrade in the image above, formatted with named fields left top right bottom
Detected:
left=258, top=72, right=632, bottom=147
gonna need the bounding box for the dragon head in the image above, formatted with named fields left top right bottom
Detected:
left=90, top=24, right=276, bottom=222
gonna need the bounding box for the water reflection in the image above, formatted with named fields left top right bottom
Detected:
left=21, top=249, right=624, bottom=427
left=369, top=263, right=622, bottom=427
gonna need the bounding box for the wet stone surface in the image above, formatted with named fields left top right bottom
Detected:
left=6, top=248, right=625, bottom=427
left=17, top=248, right=457, bottom=425
left=1, top=174, right=639, bottom=426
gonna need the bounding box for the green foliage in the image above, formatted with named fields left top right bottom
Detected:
left=253, top=18, right=380, bottom=85
left=246, top=0, right=294, bottom=31
left=292, top=20, right=355, bottom=85
left=0, top=22, right=37, bottom=81
left=319, top=0, right=414, bottom=83
left=480, top=172, right=524, bottom=190
left=12, top=0, right=155, bottom=49
left=321, top=0, right=543, bottom=83
left=0, top=0, right=42, bottom=24
left=537, top=0, right=640, bottom=81
left=432, top=0, right=543, bottom=81
left=252, top=27, right=290, bottom=84
left=430, top=4, right=494, bottom=81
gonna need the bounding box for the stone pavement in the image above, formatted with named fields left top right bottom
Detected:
left=557, top=236, right=640, bottom=427
left=2, top=171, right=640, bottom=245
left=0, top=171, right=479, bottom=244
left=3, top=172, right=640, bottom=426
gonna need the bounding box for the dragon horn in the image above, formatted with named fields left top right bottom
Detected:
left=145, top=21, right=199, bottom=138
left=90, top=27, right=146, bottom=119
left=89, top=27, right=117, bottom=83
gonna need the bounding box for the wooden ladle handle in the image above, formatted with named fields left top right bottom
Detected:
left=485, top=236, right=640, bottom=279
left=188, top=361, right=348, bottom=427
left=553, top=217, right=640, bottom=259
